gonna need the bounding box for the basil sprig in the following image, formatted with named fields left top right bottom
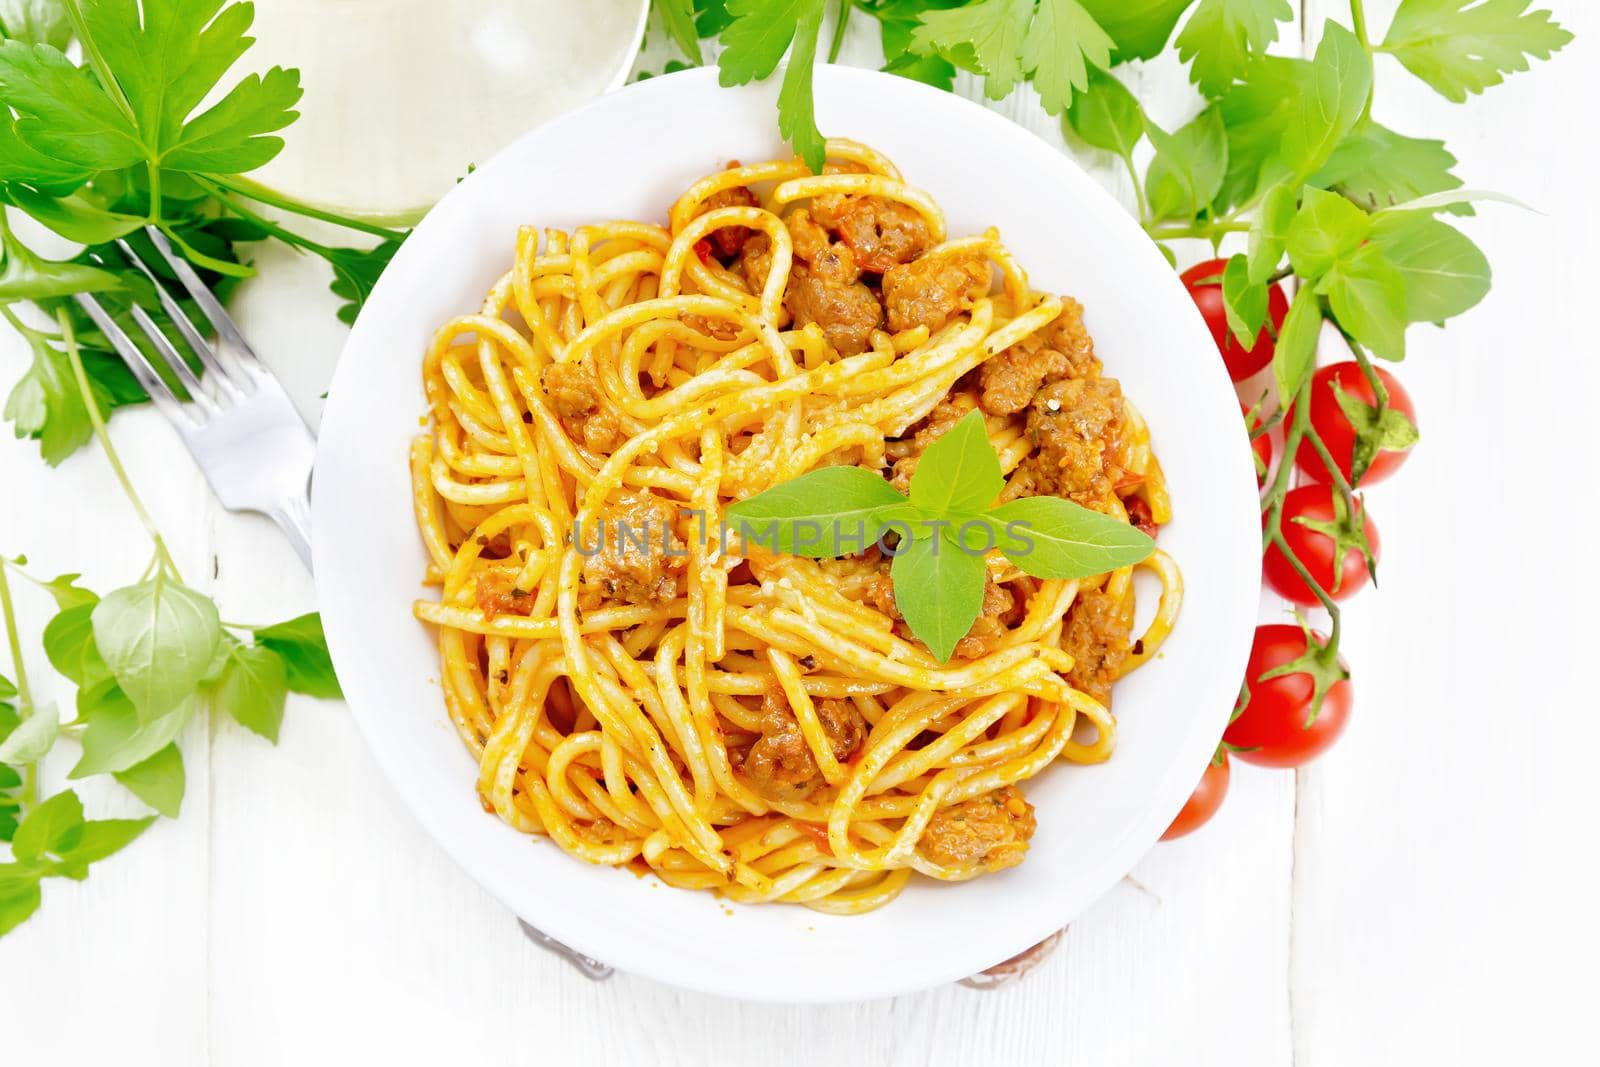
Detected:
left=725, top=410, right=1154, bottom=662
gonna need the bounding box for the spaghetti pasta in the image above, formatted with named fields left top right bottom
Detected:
left=412, top=143, right=1181, bottom=913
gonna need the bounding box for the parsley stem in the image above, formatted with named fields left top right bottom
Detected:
left=147, top=161, right=163, bottom=226
left=829, top=0, right=853, bottom=64
left=58, top=309, right=181, bottom=581
left=0, top=559, right=38, bottom=808
left=203, top=175, right=420, bottom=237
left=61, top=0, right=136, bottom=127
left=1121, top=152, right=1150, bottom=225
left=207, top=192, right=335, bottom=258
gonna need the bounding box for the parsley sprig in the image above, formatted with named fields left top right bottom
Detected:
left=726, top=410, right=1153, bottom=662
left=0, top=0, right=415, bottom=465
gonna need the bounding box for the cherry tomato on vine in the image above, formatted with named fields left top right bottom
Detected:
left=1180, top=258, right=1290, bottom=381
left=1292, top=362, right=1417, bottom=487
left=1161, top=753, right=1230, bottom=840
left=1224, top=625, right=1352, bottom=768
left=1243, top=402, right=1272, bottom=488
left=1263, top=485, right=1380, bottom=605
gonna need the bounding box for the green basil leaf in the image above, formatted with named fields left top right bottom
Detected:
left=52, top=816, right=154, bottom=880
left=112, top=743, right=185, bottom=818
left=725, top=465, right=907, bottom=558
left=983, top=495, right=1154, bottom=579
left=1279, top=23, right=1372, bottom=183
left=216, top=643, right=288, bottom=743
left=251, top=614, right=342, bottom=699
left=11, top=788, right=83, bottom=862
left=1366, top=212, right=1490, bottom=324
left=1214, top=54, right=1303, bottom=210
left=908, top=409, right=1004, bottom=516
left=0, top=867, right=42, bottom=936
left=1247, top=181, right=1296, bottom=284
left=1063, top=66, right=1144, bottom=157
left=1286, top=186, right=1371, bottom=281
left=70, top=685, right=197, bottom=778
left=1221, top=253, right=1266, bottom=349
left=42, top=601, right=110, bottom=687
left=91, top=575, right=220, bottom=721
left=887, top=531, right=987, bottom=664
left=1144, top=105, right=1228, bottom=220
left=1380, top=0, right=1572, bottom=103
left=36, top=572, right=97, bottom=612
left=1272, top=284, right=1322, bottom=403
left=0, top=674, right=14, bottom=700
left=1320, top=244, right=1408, bottom=361
left=0, top=701, right=56, bottom=764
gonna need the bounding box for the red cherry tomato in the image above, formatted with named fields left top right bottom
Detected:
left=1180, top=258, right=1290, bottom=382
left=1224, top=624, right=1352, bottom=768
left=1243, top=402, right=1272, bottom=488
left=1161, top=753, right=1230, bottom=840
left=1292, top=362, right=1416, bottom=486
left=1263, top=485, right=1380, bottom=605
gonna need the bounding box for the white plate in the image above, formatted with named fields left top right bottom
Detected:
left=314, top=65, right=1260, bottom=1002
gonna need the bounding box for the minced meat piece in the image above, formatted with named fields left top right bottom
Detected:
left=580, top=490, right=686, bottom=605
left=542, top=357, right=620, bottom=453
left=1060, top=586, right=1132, bottom=707
left=1033, top=295, right=1100, bottom=378
left=741, top=232, right=774, bottom=293
left=741, top=691, right=867, bottom=801
left=785, top=244, right=882, bottom=356
left=919, top=786, right=1036, bottom=871
left=699, top=183, right=759, bottom=258
left=1016, top=377, right=1123, bottom=511
left=978, top=297, right=1101, bottom=416
left=824, top=196, right=931, bottom=272
left=882, top=251, right=991, bottom=334
left=475, top=570, right=534, bottom=616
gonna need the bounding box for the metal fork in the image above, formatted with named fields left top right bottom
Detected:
left=79, top=226, right=612, bottom=981
left=76, top=226, right=315, bottom=567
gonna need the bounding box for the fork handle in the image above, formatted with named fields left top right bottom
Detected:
left=268, top=489, right=314, bottom=572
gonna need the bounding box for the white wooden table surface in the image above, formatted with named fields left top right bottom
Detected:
left=4, top=4, right=1595, bottom=1063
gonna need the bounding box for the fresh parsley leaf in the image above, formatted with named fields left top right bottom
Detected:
left=657, top=0, right=705, bottom=63
left=113, top=742, right=185, bottom=817
left=4, top=185, right=146, bottom=245
left=724, top=465, right=907, bottom=557
left=73, top=0, right=303, bottom=173
left=913, top=0, right=1112, bottom=114
left=880, top=2, right=958, bottom=90
left=1175, top=0, right=1292, bottom=97
left=214, top=641, right=288, bottom=743
left=0, top=0, right=70, bottom=48
left=90, top=574, right=221, bottom=722
left=1286, top=186, right=1372, bottom=280
left=0, top=39, right=144, bottom=170
left=1272, top=283, right=1322, bottom=402
left=1366, top=211, right=1489, bottom=324
left=889, top=529, right=987, bottom=664
left=1143, top=105, right=1227, bottom=220
left=1079, top=0, right=1195, bottom=61
left=983, top=495, right=1155, bottom=578
left=0, top=229, right=122, bottom=300
left=253, top=613, right=342, bottom=699
left=1213, top=54, right=1304, bottom=210
left=1319, top=243, right=1408, bottom=360
left=1064, top=65, right=1143, bottom=157
left=4, top=325, right=99, bottom=465
left=1312, top=120, right=1466, bottom=213
left=717, top=0, right=829, bottom=171
left=1379, top=0, right=1571, bottom=103
left=908, top=409, right=1003, bottom=515
left=325, top=237, right=402, bottom=325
